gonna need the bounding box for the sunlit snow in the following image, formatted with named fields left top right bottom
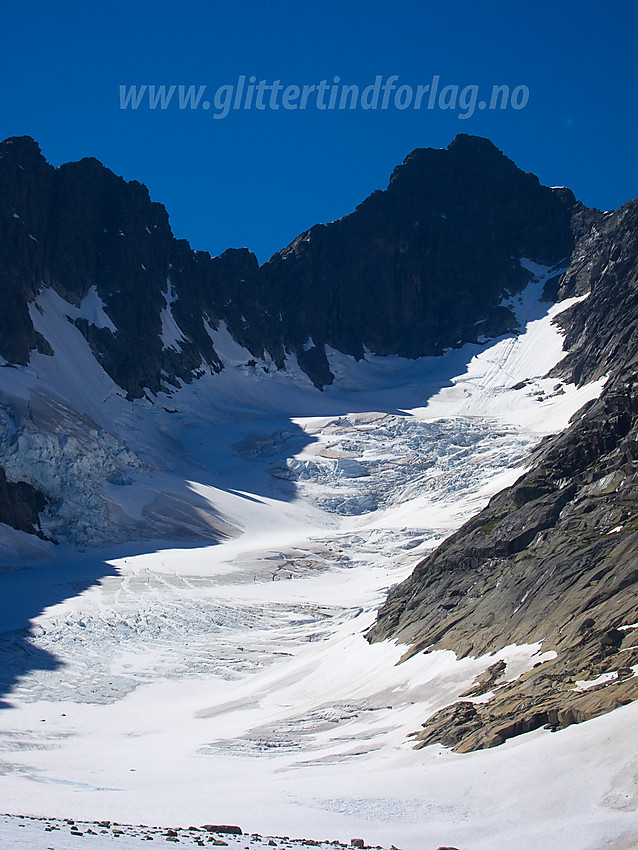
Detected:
left=1, top=263, right=635, bottom=850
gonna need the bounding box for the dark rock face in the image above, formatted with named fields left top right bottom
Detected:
left=368, top=199, right=638, bottom=751
left=0, top=136, right=269, bottom=398
left=260, top=134, right=576, bottom=384
left=0, top=137, right=54, bottom=365
left=552, top=200, right=638, bottom=385
left=0, top=465, right=47, bottom=537
left=0, top=134, right=576, bottom=393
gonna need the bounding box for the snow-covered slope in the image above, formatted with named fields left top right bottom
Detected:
left=0, top=262, right=602, bottom=554
left=2, top=264, right=631, bottom=850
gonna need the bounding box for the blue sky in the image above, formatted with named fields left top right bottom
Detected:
left=2, top=0, right=637, bottom=262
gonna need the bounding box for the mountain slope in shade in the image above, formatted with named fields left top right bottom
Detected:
left=367, top=198, right=638, bottom=749
left=0, top=135, right=265, bottom=396
left=0, top=134, right=576, bottom=397
left=258, top=134, right=576, bottom=377
left=0, top=133, right=585, bottom=546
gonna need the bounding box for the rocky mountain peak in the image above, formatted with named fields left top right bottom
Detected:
left=0, top=135, right=46, bottom=166
left=0, top=134, right=586, bottom=392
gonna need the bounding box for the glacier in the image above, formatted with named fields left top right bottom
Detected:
left=0, top=264, right=634, bottom=850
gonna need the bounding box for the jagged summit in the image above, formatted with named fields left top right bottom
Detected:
left=0, top=134, right=44, bottom=160
left=0, top=134, right=583, bottom=394
left=391, top=133, right=509, bottom=179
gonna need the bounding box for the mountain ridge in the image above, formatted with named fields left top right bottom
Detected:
left=0, top=133, right=578, bottom=396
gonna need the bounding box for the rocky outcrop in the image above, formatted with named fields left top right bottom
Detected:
left=414, top=669, right=638, bottom=753
left=368, top=199, right=638, bottom=751
left=0, top=137, right=271, bottom=398
left=0, top=465, right=47, bottom=537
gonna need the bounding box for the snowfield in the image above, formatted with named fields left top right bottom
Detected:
left=1, top=265, right=636, bottom=850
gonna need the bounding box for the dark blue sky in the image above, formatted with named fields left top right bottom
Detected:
left=2, top=0, right=637, bottom=262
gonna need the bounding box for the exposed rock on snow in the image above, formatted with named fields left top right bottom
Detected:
left=0, top=813, right=399, bottom=850
left=0, top=466, right=47, bottom=537
left=369, top=199, right=638, bottom=751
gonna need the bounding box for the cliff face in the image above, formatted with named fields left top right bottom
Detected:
left=367, top=199, right=638, bottom=751
left=0, top=466, right=47, bottom=538
left=260, top=135, right=576, bottom=382
left=0, top=134, right=576, bottom=393
left=0, top=136, right=270, bottom=398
